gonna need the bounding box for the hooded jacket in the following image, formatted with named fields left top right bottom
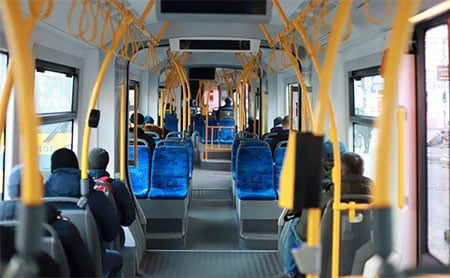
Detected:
left=45, top=167, right=120, bottom=243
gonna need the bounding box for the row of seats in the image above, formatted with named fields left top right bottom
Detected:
left=128, top=134, right=193, bottom=200
left=194, top=114, right=236, bottom=144
left=231, top=135, right=288, bottom=200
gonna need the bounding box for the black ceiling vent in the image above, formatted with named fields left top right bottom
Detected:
left=156, top=0, right=272, bottom=23
left=170, top=37, right=260, bottom=52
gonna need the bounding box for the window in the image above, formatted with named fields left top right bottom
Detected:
left=285, top=83, right=299, bottom=130
left=349, top=67, right=383, bottom=179
left=35, top=60, right=78, bottom=173
left=424, top=24, right=449, bottom=265
left=0, top=52, right=7, bottom=198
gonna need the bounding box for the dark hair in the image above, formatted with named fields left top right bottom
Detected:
left=225, top=97, right=232, bottom=105
left=341, top=152, right=364, bottom=175
left=129, top=113, right=145, bottom=126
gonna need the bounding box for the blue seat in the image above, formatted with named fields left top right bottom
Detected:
left=164, top=112, right=178, bottom=133
left=231, top=137, right=261, bottom=179
left=201, top=118, right=219, bottom=143
left=148, top=145, right=188, bottom=199
left=128, top=145, right=151, bottom=198
left=236, top=144, right=277, bottom=200
left=165, top=134, right=193, bottom=179
left=274, top=141, right=288, bottom=196
left=219, top=119, right=235, bottom=143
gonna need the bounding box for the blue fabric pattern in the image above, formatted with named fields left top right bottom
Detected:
left=149, top=146, right=188, bottom=199
left=200, top=118, right=219, bottom=143
left=236, top=145, right=277, bottom=200
left=274, top=146, right=287, bottom=196
left=219, top=119, right=235, bottom=143
left=164, top=138, right=193, bottom=178
left=128, top=145, right=150, bottom=198
left=231, top=137, right=260, bottom=179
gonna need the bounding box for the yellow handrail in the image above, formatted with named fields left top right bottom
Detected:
left=0, top=1, right=42, bottom=205
left=398, top=107, right=405, bottom=208
left=80, top=0, right=154, bottom=181
left=374, top=0, right=420, bottom=208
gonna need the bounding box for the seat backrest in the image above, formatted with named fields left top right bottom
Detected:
left=0, top=220, right=71, bottom=277
left=41, top=223, right=71, bottom=276
left=219, top=119, right=235, bottom=143
left=161, top=137, right=193, bottom=178
left=236, top=144, right=275, bottom=196
left=320, top=194, right=373, bottom=277
left=274, top=141, right=288, bottom=195
left=128, top=139, right=151, bottom=198
left=150, top=145, right=189, bottom=199
left=43, top=197, right=103, bottom=277
left=231, top=137, right=260, bottom=179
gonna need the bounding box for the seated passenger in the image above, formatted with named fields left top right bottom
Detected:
left=1, top=164, right=95, bottom=277
left=88, top=147, right=136, bottom=246
left=164, top=109, right=179, bottom=133
left=282, top=152, right=372, bottom=278
left=269, top=115, right=290, bottom=156
left=129, top=112, right=156, bottom=151
left=45, top=148, right=122, bottom=277
left=245, top=116, right=258, bottom=135
left=322, top=139, right=348, bottom=181
left=217, top=97, right=234, bottom=122
left=143, top=115, right=167, bottom=138
left=270, top=116, right=283, bottom=133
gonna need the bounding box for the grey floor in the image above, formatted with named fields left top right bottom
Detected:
left=140, top=166, right=283, bottom=277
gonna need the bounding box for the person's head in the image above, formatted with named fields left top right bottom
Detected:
left=129, top=113, right=145, bottom=127
left=51, top=148, right=79, bottom=172
left=248, top=117, right=254, bottom=126
left=225, top=97, right=232, bottom=106
left=88, top=147, right=109, bottom=170
left=282, top=115, right=289, bottom=129
left=144, top=115, right=154, bottom=125
left=7, top=164, right=44, bottom=200
left=341, top=152, right=364, bottom=175
left=273, top=116, right=282, bottom=127
left=7, top=164, right=23, bottom=199
left=323, top=140, right=347, bottom=161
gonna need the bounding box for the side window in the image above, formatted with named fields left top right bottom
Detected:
left=349, top=67, right=384, bottom=179
left=423, top=23, right=449, bottom=265
left=0, top=52, right=8, bottom=198
left=35, top=60, right=78, bottom=173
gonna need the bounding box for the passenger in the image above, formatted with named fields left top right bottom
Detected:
left=88, top=147, right=136, bottom=246
left=143, top=115, right=167, bottom=138
left=269, top=115, right=290, bottom=155
left=164, top=106, right=179, bottom=133
left=129, top=112, right=156, bottom=151
left=282, top=152, right=372, bottom=278
left=45, top=148, right=123, bottom=277
left=322, top=139, right=348, bottom=181
left=0, top=164, right=96, bottom=277
left=217, top=97, right=234, bottom=122
left=245, top=116, right=258, bottom=134
left=270, top=116, right=283, bottom=133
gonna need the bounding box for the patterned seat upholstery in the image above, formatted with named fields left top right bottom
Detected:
left=219, top=119, right=235, bottom=143
left=274, top=141, right=288, bottom=196
left=236, top=144, right=277, bottom=200
left=231, top=137, right=260, bottom=179
left=148, top=145, right=189, bottom=199
left=128, top=145, right=151, bottom=198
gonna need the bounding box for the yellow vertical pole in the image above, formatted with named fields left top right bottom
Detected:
left=398, top=107, right=405, bottom=208
left=262, top=90, right=266, bottom=135
left=374, top=0, right=420, bottom=208
left=120, top=83, right=126, bottom=181
left=0, top=1, right=41, bottom=205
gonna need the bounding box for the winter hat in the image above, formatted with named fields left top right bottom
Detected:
left=323, top=140, right=347, bottom=161
left=51, top=148, right=79, bottom=172
left=129, top=113, right=145, bottom=125
left=273, top=116, right=282, bottom=126
left=88, top=147, right=109, bottom=170
left=7, top=164, right=23, bottom=198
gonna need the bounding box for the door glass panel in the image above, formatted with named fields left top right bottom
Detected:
left=425, top=23, right=449, bottom=264
left=353, top=123, right=378, bottom=180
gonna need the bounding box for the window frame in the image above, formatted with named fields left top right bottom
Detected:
left=415, top=12, right=449, bottom=267
left=35, top=59, right=79, bottom=125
